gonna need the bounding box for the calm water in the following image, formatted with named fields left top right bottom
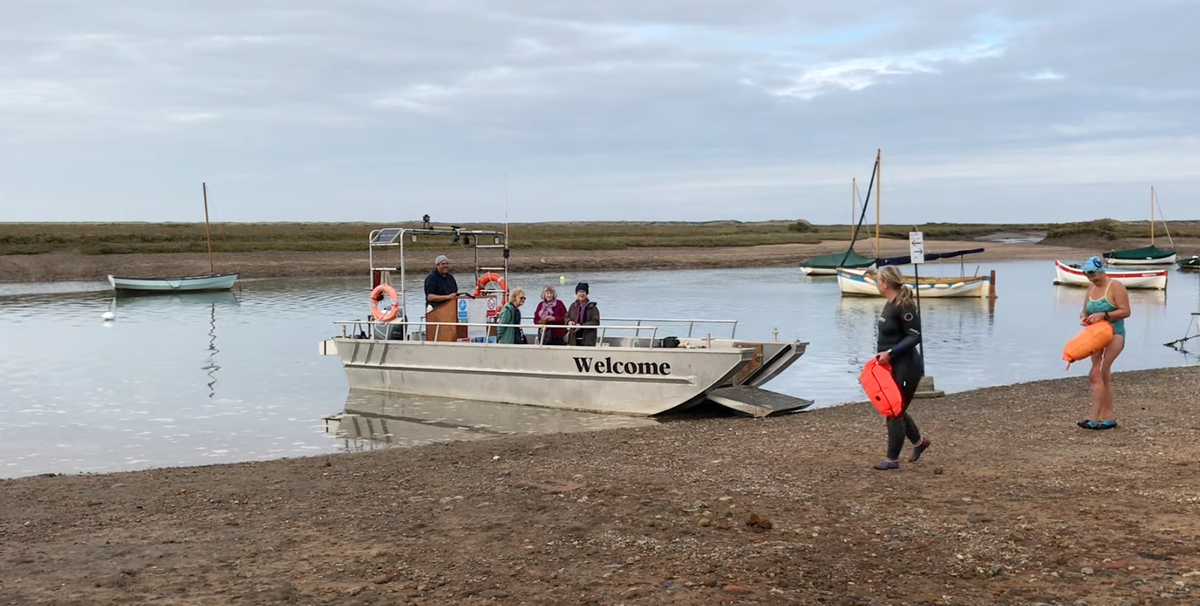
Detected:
left=1, top=261, right=1197, bottom=478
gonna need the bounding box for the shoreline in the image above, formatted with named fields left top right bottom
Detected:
left=0, top=239, right=1102, bottom=283
left=3, top=366, right=1199, bottom=604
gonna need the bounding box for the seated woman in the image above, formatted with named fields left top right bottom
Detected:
left=566, top=282, right=600, bottom=346
left=535, top=286, right=568, bottom=345
left=496, top=287, right=528, bottom=344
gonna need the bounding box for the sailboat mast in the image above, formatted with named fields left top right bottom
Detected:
left=1150, top=186, right=1155, bottom=246
left=851, top=178, right=856, bottom=241
left=875, top=149, right=881, bottom=258
left=202, top=182, right=214, bottom=275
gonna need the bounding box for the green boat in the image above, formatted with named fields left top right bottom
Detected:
left=799, top=248, right=876, bottom=276
left=1104, top=186, right=1177, bottom=266
left=1178, top=256, right=1200, bottom=271
left=1103, top=244, right=1177, bottom=266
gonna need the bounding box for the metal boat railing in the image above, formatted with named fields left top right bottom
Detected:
left=604, top=317, right=738, bottom=339
left=334, top=319, right=661, bottom=346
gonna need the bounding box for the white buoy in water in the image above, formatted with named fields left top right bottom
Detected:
left=102, top=311, right=115, bottom=322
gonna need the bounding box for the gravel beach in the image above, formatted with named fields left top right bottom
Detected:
left=3, top=366, right=1198, bottom=605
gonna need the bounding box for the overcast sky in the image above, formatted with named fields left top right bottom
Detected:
left=2, top=0, right=1197, bottom=224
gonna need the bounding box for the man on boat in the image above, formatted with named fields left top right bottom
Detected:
left=424, top=254, right=460, bottom=310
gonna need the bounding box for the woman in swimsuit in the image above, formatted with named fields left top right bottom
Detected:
left=1077, top=256, right=1130, bottom=430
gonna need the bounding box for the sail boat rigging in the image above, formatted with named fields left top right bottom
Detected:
left=107, top=182, right=239, bottom=293
left=1102, top=186, right=1177, bottom=266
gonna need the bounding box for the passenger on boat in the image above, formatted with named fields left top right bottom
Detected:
left=424, top=254, right=460, bottom=310
left=1077, top=256, right=1129, bottom=431
left=497, top=287, right=528, bottom=344
left=535, top=286, right=568, bottom=345
left=872, top=266, right=931, bottom=471
left=566, top=283, right=600, bottom=347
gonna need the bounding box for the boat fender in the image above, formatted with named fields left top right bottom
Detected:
left=859, top=358, right=904, bottom=418
left=1062, top=321, right=1114, bottom=370
left=474, top=272, right=507, bottom=303
left=370, top=283, right=400, bottom=322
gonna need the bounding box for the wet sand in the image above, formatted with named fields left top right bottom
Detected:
left=0, top=239, right=1101, bottom=283
left=3, top=366, right=1198, bottom=605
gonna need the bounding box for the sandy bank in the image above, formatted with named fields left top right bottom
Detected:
left=3, top=366, right=1199, bottom=605
left=0, top=239, right=1100, bottom=283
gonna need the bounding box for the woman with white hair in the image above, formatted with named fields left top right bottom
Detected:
left=535, top=286, right=568, bottom=345
left=496, top=287, right=528, bottom=344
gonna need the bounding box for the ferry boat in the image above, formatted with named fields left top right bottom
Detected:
left=320, top=223, right=812, bottom=417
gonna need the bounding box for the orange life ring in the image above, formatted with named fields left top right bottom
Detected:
left=474, top=272, right=507, bottom=302
left=370, top=283, right=399, bottom=322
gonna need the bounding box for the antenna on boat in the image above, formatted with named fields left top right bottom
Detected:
left=202, top=182, right=214, bottom=276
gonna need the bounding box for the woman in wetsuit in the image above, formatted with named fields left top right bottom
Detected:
left=873, top=266, right=931, bottom=470
left=1077, top=256, right=1130, bottom=430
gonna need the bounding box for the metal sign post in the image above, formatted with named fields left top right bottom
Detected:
left=909, top=230, right=925, bottom=360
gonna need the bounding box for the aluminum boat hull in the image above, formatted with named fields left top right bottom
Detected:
left=328, top=337, right=806, bottom=416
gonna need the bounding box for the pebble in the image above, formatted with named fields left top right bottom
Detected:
left=1081, top=567, right=1095, bottom=575
left=698, top=518, right=711, bottom=527
left=723, top=585, right=752, bottom=594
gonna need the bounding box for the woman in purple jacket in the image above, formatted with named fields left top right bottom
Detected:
left=534, top=286, right=568, bottom=345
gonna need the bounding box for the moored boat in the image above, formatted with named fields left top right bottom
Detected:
left=1103, top=186, right=1177, bottom=266
left=835, top=267, right=992, bottom=298
left=108, top=273, right=239, bottom=292
left=320, top=223, right=812, bottom=417
left=799, top=249, right=876, bottom=276
left=1053, top=259, right=1167, bottom=289
left=1177, top=256, right=1200, bottom=271
left=108, top=182, right=239, bottom=293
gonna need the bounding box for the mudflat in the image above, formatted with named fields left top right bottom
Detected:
left=3, top=366, right=1198, bottom=605
left=0, top=239, right=1100, bottom=283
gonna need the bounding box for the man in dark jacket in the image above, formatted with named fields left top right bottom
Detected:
left=566, top=282, right=600, bottom=346
left=424, top=254, right=459, bottom=310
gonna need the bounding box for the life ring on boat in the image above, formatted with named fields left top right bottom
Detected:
left=474, top=272, right=507, bottom=302
left=370, top=283, right=400, bottom=322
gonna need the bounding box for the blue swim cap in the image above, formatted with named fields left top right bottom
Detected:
left=1081, top=256, right=1104, bottom=273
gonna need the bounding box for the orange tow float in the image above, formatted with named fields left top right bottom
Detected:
left=1062, top=320, right=1114, bottom=370
left=860, top=358, right=904, bottom=418
left=370, top=283, right=399, bottom=322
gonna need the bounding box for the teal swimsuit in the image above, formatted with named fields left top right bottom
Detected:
left=1085, top=283, right=1126, bottom=337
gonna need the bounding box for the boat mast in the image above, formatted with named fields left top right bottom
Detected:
left=875, top=149, right=881, bottom=258
left=202, top=182, right=214, bottom=275
left=850, top=178, right=856, bottom=241
left=1150, top=185, right=1155, bottom=246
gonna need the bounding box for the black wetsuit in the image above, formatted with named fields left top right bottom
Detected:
left=876, top=299, right=925, bottom=460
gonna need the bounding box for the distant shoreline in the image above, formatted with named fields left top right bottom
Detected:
left=0, top=239, right=1112, bottom=283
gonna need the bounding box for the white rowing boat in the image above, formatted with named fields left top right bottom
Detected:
left=108, top=273, right=239, bottom=292
left=1053, top=259, right=1167, bottom=290
left=835, top=267, right=991, bottom=298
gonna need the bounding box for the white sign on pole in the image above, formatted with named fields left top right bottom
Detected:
left=909, top=231, right=925, bottom=264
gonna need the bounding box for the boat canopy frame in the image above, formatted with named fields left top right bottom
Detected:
left=368, top=225, right=510, bottom=321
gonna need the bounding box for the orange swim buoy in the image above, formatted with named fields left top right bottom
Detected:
left=1062, top=320, right=1114, bottom=370
left=860, top=357, right=904, bottom=419
left=370, top=283, right=399, bottom=322
left=474, top=272, right=507, bottom=303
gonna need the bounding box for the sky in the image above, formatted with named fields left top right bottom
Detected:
left=2, top=0, right=1198, bottom=225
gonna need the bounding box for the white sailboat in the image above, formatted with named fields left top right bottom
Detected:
left=108, top=183, right=238, bottom=293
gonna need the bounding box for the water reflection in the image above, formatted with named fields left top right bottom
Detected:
left=324, top=390, right=659, bottom=452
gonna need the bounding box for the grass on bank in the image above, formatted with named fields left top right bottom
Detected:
left=0, top=219, right=1197, bottom=256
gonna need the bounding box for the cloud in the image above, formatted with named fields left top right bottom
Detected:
left=0, top=0, right=1198, bottom=223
